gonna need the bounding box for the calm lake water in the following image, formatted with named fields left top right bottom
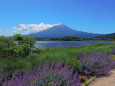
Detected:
left=34, top=41, right=111, bottom=49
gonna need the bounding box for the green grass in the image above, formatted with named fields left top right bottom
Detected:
left=113, top=55, right=115, bottom=59
left=0, top=43, right=115, bottom=74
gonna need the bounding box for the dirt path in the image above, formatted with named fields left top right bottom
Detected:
left=89, top=69, right=115, bottom=86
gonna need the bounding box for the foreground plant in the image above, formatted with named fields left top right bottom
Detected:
left=0, top=61, right=82, bottom=86
left=1, top=52, right=115, bottom=86
left=78, top=52, right=115, bottom=76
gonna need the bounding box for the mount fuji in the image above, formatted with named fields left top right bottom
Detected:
left=26, top=24, right=103, bottom=38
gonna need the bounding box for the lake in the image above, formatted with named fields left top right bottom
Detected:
left=34, top=41, right=111, bottom=49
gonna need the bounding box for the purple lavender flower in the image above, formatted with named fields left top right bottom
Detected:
left=79, top=52, right=115, bottom=76
left=1, top=61, right=82, bottom=86
left=111, top=50, right=115, bottom=55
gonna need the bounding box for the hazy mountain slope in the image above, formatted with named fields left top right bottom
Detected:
left=93, top=33, right=115, bottom=40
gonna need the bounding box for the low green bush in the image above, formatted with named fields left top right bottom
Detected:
left=32, top=48, right=43, bottom=53
left=0, top=36, right=16, bottom=58
left=0, top=34, right=37, bottom=58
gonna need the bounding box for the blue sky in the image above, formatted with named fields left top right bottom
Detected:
left=0, top=0, right=115, bottom=36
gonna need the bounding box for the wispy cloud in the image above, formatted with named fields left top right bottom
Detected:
left=13, top=23, right=55, bottom=34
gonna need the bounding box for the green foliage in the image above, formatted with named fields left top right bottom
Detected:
left=84, top=80, right=88, bottom=86
left=32, top=48, right=43, bottom=53
left=0, top=36, right=16, bottom=58
left=111, top=35, right=115, bottom=40
left=60, top=36, right=82, bottom=41
left=66, top=58, right=80, bottom=67
left=0, top=34, right=36, bottom=58
left=3, top=46, right=17, bottom=58
left=17, top=43, right=31, bottom=57
left=0, top=43, right=115, bottom=74
left=12, top=34, right=36, bottom=57
left=92, top=33, right=115, bottom=41
left=13, top=34, right=36, bottom=48
left=18, top=36, right=36, bottom=48
left=113, top=55, right=115, bottom=59
left=0, top=36, right=15, bottom=49
left=13, top=34, right=23, bottom=41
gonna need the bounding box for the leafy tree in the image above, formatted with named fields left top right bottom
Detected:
left=13, top=34, right=23, bottom=41
left=13, top=34, right=36, bottom=57
left=0, top=36, right=16, bottom=58
left=13, top=34, right=36, bottom=48
left=0, top=34, right=36, bottom=58
left=19, top=36, right=36, bottom=48
left=17, top=43, right=31, bottom=57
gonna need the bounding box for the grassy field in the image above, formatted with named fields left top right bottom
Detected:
left=0, top=43, right=115, bottom=74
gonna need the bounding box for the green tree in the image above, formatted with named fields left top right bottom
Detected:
left=0, top=36, right=16, bottom=58
left=13, top=34, right=36, bottom=57
left=13, top=34, right=23, bottom=41
left=19, top=36, right=36, bottom=48
left=13, top=34, right=36, bottom=48
left=60, top=36, right=82, bottom=41
left=0, top=34, right=36, bottom=58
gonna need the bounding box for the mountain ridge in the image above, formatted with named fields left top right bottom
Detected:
left=93, top=33, right=115, bottom=40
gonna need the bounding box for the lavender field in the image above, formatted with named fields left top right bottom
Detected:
left=0, top=44, right=115, bottom=86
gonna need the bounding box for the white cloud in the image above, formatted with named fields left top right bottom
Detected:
left=13, top=23, right=55, bottom=34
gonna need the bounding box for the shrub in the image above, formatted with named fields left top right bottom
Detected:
left=17, top=43, right=31, bottom=57
left=13, top=34, right=36, bottom=48
left=32, top=48, right=42, bottom=54
left=13, top=34, right=23, bottom=41
left=0, top=36, right=16, bottom=58
left=78, top=52, right=115, bottom=76
left=0, top=61, right=82, bottom=86
left=0, top=34, right=37, bottom=58
left=3, top=46, right=17, bottom=58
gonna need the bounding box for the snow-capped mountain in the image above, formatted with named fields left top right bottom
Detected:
left=26, top=24, right=102, bottom=38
